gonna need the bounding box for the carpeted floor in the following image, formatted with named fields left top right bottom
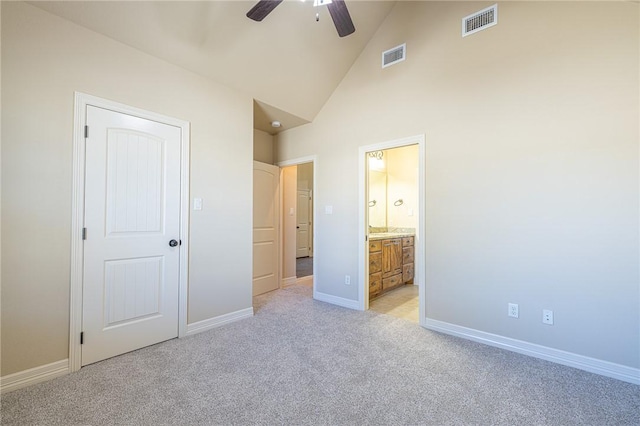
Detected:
left=1, top=284, right=639, bottom=425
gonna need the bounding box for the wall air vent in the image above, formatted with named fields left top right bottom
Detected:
left=462, top=4, right=497, bottom=37
left=382, top=43, right=406, bottom=68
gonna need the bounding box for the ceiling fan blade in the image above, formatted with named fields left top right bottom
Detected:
left=246, top=0, right=284, bottom=22
left=327, top=0, right=355, bottom=37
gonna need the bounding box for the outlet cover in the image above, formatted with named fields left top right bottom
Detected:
left=543, top=309, right=554, bottom=325
left=508, top=303, right=519, bottom=318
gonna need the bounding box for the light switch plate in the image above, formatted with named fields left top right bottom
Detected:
left=325, top=205, right=333, bottom=215
left=193, top=198, right=203, bottom=211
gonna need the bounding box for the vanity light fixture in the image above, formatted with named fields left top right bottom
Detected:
left=368, top=150, right=383, bottom=160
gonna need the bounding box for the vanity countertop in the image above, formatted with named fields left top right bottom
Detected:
left=368, top=232, right=415, bottom=241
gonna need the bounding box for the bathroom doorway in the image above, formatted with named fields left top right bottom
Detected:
left=358, top=135, right=426, bottom=325
left=279, top=157, right=316, bottom=292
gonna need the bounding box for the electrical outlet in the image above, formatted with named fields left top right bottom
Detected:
left=345, top=275, right=351, bottom=285
left=543, top=309, right=554, bottom=325
left=508, top=303, right=519, bottom=318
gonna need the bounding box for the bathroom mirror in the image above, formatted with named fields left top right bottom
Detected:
left=368, top=170, right=387, bottom=228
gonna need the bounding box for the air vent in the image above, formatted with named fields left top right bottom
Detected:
left=462, top=4, right=497, bottom=37
left=382, top=43, right=406, bottom=68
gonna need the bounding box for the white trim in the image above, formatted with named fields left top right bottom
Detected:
left=313, top=290, right=360, bottom=310
left=186, top=308, right=254, bottom=336
left=282, top=276, right=298, bottom=288
left=425, top=318, right=640, bottom=385
left=277, top=155, right=316, bottom=168
left=0, top=360, right=69, bottom=394
left=70, top=92, right=190, bottom=372
left=462, top=3, right=498, bottom=37
left=357, top=135, right=426, bottom=327
left=382, top=43, right=407, bottom=68
left=296, top=275, right=313, bottom=286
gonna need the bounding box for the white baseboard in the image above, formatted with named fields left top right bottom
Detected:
left=424, top=318, right=640, bottom=385
left=282, top=276, right=297, bottom=288
left=186, top=307, right=254, bottom=336
left=1, top=359, right=69, bottom=394
left=296, top=275, right=313, bottom=285
left=314, top=290, right=360, bottom=310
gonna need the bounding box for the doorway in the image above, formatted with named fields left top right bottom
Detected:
left=69, top=93, right=190, bottom=371
left=278, top=157, right=316, bottom=291
left=358, top=135, right=425, bottom=326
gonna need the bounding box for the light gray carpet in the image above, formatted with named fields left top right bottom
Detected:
left=2, top=284, right=639, bottom=425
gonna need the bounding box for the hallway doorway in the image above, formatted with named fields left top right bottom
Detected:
left=279, top=157, right=316, bottom=290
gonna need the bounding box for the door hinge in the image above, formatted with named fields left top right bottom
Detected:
left=82, top=228, right=87, bottom=240
left=84, top=125, right=89, bottom=138
left=80, top=332, right=84, bottom=345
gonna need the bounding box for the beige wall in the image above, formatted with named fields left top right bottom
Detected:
left=253, top=129, right=274, bottom=164
left=277, top=1, right=639, bottom=368
left=1, top=2, right=254, bottom=375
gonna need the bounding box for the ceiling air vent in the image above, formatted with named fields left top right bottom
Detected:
left=462, top=4, right=497, bottom=37
left=382, top=43, right=406, bottom=68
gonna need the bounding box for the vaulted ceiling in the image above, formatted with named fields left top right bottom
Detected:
left=30, top=1, right=396, bottom=134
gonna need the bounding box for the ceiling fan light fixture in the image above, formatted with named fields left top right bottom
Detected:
left=247, top=0, right=354, bottom=38
left=313, top=0, right=333, bottom=7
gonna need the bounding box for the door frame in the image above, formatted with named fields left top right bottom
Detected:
left=277, top=156, right=317, bottom=290
left=357, top=135, right=426, bottom=326
left=69, top=92, right=190, bottom=372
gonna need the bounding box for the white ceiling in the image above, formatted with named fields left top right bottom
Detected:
left=30, top=0, right=396, bottom=134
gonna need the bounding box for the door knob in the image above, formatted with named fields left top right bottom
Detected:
left=169, top=239, right=179, bottom=247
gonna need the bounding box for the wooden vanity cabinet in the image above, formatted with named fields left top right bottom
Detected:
left=382, top=239, right=402, bottom=278
left=402, top=237, right=414, bottom=284
left=369, top=235, right=414, bottom=301
left=368, top=241, right=383, bottom=298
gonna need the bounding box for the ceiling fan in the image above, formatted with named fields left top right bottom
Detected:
left=246, top=0, right=356, bottom=38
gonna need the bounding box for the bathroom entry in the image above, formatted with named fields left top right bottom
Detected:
left=281, top=162, right=314, bottom=287
left=366, top=144, right=420, bottom=323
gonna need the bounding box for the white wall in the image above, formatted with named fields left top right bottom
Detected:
left=1, top=2, right=254, bottom=375
left=277, top=1, right=639, bottom=369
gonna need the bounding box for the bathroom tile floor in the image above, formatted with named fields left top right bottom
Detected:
left=369, top=284, right=419, bottom=323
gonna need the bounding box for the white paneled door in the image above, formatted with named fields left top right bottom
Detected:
left=82, top=105, right=181, bottom=366
left=296, top=189, right=311, bottom=258
left=253, top=161, right=280, bottom=296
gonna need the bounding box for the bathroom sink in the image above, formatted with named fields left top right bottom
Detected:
left=369, top=232, right=413, bottom=240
